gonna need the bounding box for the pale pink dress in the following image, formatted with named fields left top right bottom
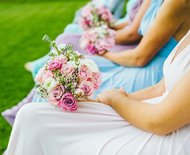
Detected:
left=6, top=31, right=190, bottom=155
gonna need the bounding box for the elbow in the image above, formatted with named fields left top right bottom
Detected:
left=147, top=119, right=173, bottom=136
left=149, top=124, right=169, bottom=136
left=134, top=55, right=150, bottom=67
left=118, top=55, right=149, bottom=67
left=128, top=31, right=142, bottom=44
left=115, top=30, right=142, bottom=45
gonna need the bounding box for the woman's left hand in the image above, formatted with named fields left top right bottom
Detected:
left=97, top=88, right=128, bottom=106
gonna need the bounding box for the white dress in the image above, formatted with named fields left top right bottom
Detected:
left=6, top=31, right=190, bottom=155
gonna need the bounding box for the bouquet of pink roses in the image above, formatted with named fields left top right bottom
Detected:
left=35, top=35, right=101, bottom=112
left=79, top=2, right=114, bottom=30
left=80, top=25, right=115, bottom=55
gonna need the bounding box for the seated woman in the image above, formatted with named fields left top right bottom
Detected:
left=5, top=29, right=190, bottom=155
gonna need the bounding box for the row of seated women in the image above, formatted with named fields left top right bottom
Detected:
left=3, top=0, right=190, bottom=154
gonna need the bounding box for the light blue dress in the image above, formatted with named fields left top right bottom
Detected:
left=32, top=0, right=178, bottom=101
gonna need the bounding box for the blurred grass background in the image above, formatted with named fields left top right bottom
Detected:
left=0, top=0, right=88, bottom=153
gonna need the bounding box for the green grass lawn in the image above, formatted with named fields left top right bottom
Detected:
left=0, top=0, right=88, bottom=153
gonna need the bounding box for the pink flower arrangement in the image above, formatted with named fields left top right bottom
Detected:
left=35, top=35, right=101, bottom=112
left=79, top=2, right=114, bottom=30
left=80, top=25, right=115, bottom=55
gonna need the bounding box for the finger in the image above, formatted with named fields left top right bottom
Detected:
left=119, top=87, right=128, bottom=96
left=96, top=94, right=101, bottom=102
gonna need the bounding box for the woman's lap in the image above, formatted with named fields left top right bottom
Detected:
left=6, top=102, right=190, bottom=155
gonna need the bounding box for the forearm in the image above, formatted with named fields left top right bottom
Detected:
left=109, top=93, right=159, bottom=133
left=115, top=27, right=142, bottom=45
left=103, top=49, right=145, bottom=67
left=112, top=20, right=129, bottom=30
left=129, top=79, right=165, bottom=100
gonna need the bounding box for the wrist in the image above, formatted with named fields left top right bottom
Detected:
left=102, top=51, right=112, bottom=59
left=109, top=93, right=121, bottom=107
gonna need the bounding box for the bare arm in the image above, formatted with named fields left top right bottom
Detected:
left=104, top=0, right=187, bottom=66
left=128, top=79, right=165, bottom=100
left=97, top=71, right=190, bottom=135
left=111, top=20, right=130, bottom=30
left=115, top=0, right=150, bottom=45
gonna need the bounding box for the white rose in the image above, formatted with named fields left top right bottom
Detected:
left=80, top=58, right=99, bottom=72
left=43, top=78, right=58, bottom=93
left=75, top=88, right=84, bottom=95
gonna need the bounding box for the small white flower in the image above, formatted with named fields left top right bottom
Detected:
left=43, top=78, right=58, bottom=93
left=50, top=48, right=58, bottom=55
left=68, top=61, right=78, bottom=68
left=74, top=50, right=82, bottom=56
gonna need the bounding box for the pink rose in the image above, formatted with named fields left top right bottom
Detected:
left=61, top=64, right=74, bottom=75
left=95, top=35, right=115, bottom=53
left=101, top=39, right=114, bottom=49
left=84, top=19, right=91, bottom=26
left=86, top=43, right=98, bottom=55
left=94, top=40, right=104, bottom=51
left=97, top=7, right=112, bottom=22
left=90, top=72, right=101, bottom=89
left=79, top=81, right=94, bottom=96
left=89, top=33, right=97, bottom=42
left=48, top=59, right=62, bottom=71
left=48, top=85, right=65, bottom=105
left=35, top=68, right=53, bottom=84
left=79, top=18, right=90, bottom=30
left=101, top=11, right=112, bottom=22
left=56, top=56, right=67, bottom=64
left=79, top=65, right=89, bottom=80
left=58, top=93, right=77, bottom=112
left=42, top=71, right=54, bottom=83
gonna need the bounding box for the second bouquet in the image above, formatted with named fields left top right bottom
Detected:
left=80, top=25, right=115, bottom=55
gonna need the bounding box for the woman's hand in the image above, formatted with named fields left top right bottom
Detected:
left=98, top=51, right=113, bottom=59
left=97, top=88, right=128, bottom=105
left=97, top=50, right=109, bottom=57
